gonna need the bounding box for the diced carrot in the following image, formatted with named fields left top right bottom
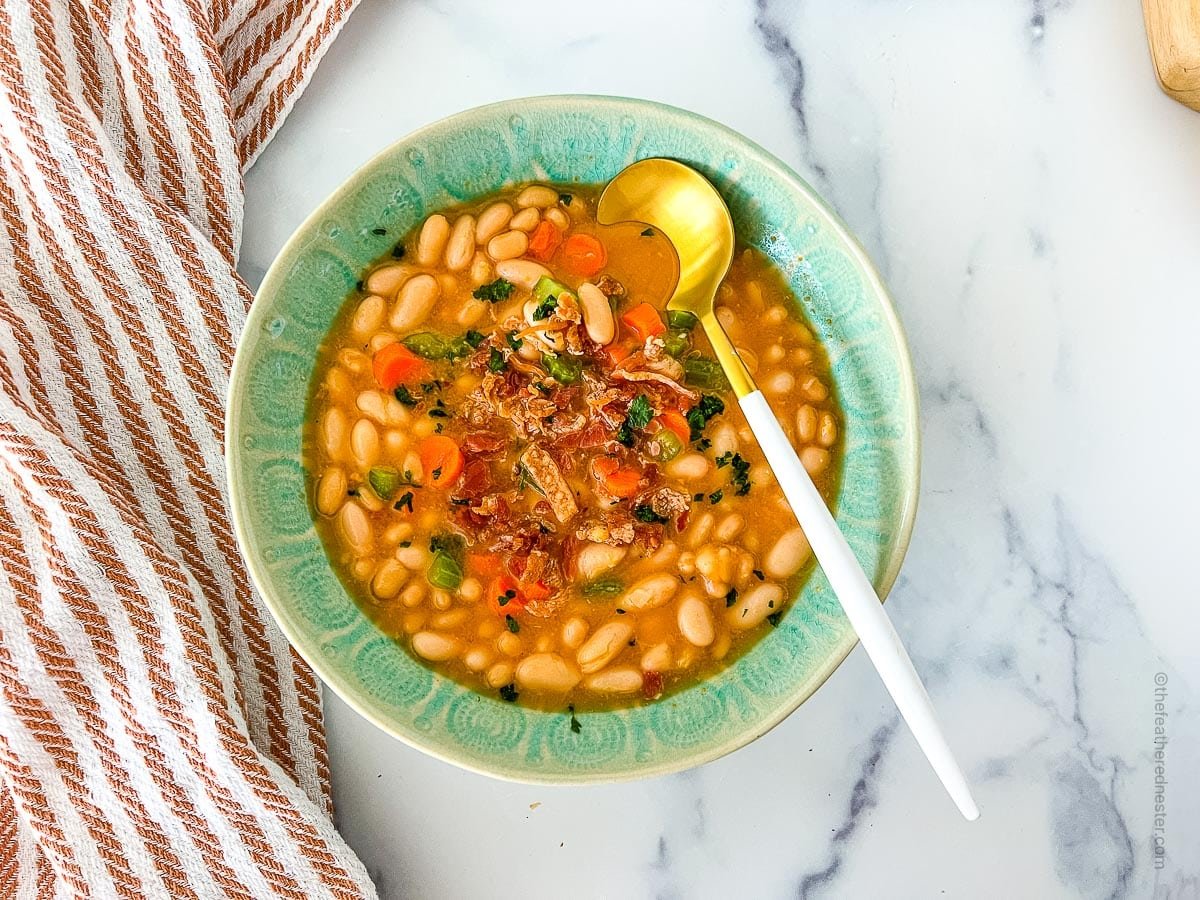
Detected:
left=591, top=456, right=640, bottom=498
left=372, top=342, right=427, bottom=390
left=526, top=220, right=563, bottom=262
left=620, top=302, right=666, bottom=341
left=560, top=233, right=607, bottom=277
left=468, top=553, right=503, bottom=577
left=418, top=435, right=464, bottom=488
left=522, top=579, right=552, bottom=602
left=603, top=341, right=634, bottom=367
left=487, top=575, right=527, bottom=616
left=655, top=410, right=691, bottom=444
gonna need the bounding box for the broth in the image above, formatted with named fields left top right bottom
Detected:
left=304, top=183, right=841, bottom=710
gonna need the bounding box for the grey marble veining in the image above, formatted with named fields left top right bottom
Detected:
left=240, top=1, right=1200, bottom=896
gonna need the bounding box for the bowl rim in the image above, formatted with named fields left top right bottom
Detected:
left=226, top=93, right=921, bottom=783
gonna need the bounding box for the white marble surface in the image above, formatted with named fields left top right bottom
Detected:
left=239, top=1, right=1200, bottom=896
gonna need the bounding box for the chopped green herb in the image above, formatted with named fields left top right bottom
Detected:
left=472, top=278, right=515, bottom=303
left=753, top=569, right=765, bottom=581
left=435, top=422, right=444, bottom=434
left=464, top=329, right=486, bottom=348
left=767, top=611, right=783, bottom=627
left=568, top=704, right=582, bottom=733
left=429, top=533, right=465, bottom=558
left=431, top=466, right=442, bottom=480
left=532, top=294, right=558, bottom=321
left=398, top=540, right=412, bottom=548
left=693, top=493, right=705, bottom=502
left=450, top=496, right=470, bottom=506
left=393, top=385, right=418, bottom=406
left=558, top=193, right=573, bottom=206
left=505, top=331, right=523, bottom=351
left=391, top=244, right=405, bottom=259
left=499, top=684, right=519, bottom=703
left=616, top=394, right=654, bottom=447
left=428, top=408, right=449, bottom=418
left=723, top=452, right=752, bottom=495
left=371, top=227, right=387, bottom=236
left=581, top=577, right=623, bottom=597
left=696, top=437, right=712, bottom=451
left=355, top=279, right=364, bottom=292
left=661, top=328, right=691, bottom=358
left=420, top=381, right=443, bottom=394
left=633, top=504, right=668, bottom=524
left=505, top=614, right=520, bottom=634
left=716, top=452, right=732, bottom=468
left=615, top=608, right=627, bottom=615
left=394, top=491, right=414, bottom=513
left=534, top=382, right=553, bottom=394
left=346, top=487, right=359, bottom=497
left=725, top=588, right=738, bottom=608
left=497, top=588, right=517, bottom=607
left=708, top=489, right=724, bottom=504
left=686, top=394, right=725, bottom=440
left=641, top=227, right=654, bottom=237
left=487, top=348, right=506, bottom=372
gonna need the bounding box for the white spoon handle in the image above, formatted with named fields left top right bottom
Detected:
left=739, top=390, right=979, bottom=821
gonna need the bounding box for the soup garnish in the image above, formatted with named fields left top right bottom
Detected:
left=306, top=183, right=841, bottom=710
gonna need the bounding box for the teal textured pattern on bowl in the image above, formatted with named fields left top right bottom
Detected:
left=227, top=96, right=919, bottom=782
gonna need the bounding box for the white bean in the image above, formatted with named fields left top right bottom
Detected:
left=728, top=583, right=783, bottom=630
left=687, top=512, right=714, bottom=548
left=765, top=371, right=795, bottom=394
left=486, top=662, right=515, bottom=688
left=576, top=542, right=627, bottom=580
left=350, top=418, right=379, bottom=467
left=464, top=646, right=493, bottom=671
left=509, top=207, right=540, bottom=232
left=764, top=304, right=787, bottom=325
left=337, top=502, right=372, bottom=553
left=715, top=513, right=745, bottom=542
left=621, top=573, right=679, bottom=611
left=516, top=185, right=559, bottom=208
left=766, top=528, right=811, bottom=578
left=666, top=452, right=709, bottom=481
left=584, top=667, right=643, bottom=693
left=469, top=252, right=493, bottom=286
left=578, top=282, right=615, bottom=345
left=371, top=559, right=407, bottom=600
left=800, top=374, right=828, bottom=401
left=801, top=446, right=830, bottom=476
left=315, top=467, right=346, bottom=516
left=457, top=298, right=488, bottom=327
left=576, top=620, right=634, bottom=674
left=460, top=577, right=482, bottom=603
left=677, top=594, right=716, bottom=647
left=351, top=295, right=386, bottom=337
left=495, top=259, right=551, bottom=289
left=487, top=230, right=528, bottom=261
left=515, top=653, right=581, bottom=692
left=368, top=333, right=397, bottom=354
left=366, top=264, right=413, bottom=298
left=475, top=202, right=514, bottom=245
left=355, top=390, right=387, bottom=423
left=561, top=617, right=589, bottom=649
left=411, top=631, right=460, bottom=661
left=389, top=274, right=440, bottom=332
left=640, top=643, right=673, bottom=672
left=444, top=215, right=476, bottom=271
left=395, top=544, right=428, bottom=570
left=818, top=412, right=838, bottom=447
left=796, top=405, right=818, bottom=443
left=416, top=214, right=450, bottom=266
left=545, top=207, right=569, bottom=230
left=321, top=406, right=348, bottom=460
left=400, top=581, right=426, bottom=608
left=736, top=346, right=759, bottom=375
left=432, top=609, right=468, bottom=630
left=712, top=422, right=739, bottom=457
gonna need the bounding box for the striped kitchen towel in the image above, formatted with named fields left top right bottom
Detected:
left=0, top=0, right=377, bottom=896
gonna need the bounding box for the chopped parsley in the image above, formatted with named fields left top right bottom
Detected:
left=753, top=569, right=765, bottom=581
left=725, top=588, right=738, bottom=608
left=693, top=493, right=705, bottom=503
left=398, top=540, right=412, bottom=548
left=715, top=451, right=752, bottom=494
left=355, top=279, right=364, bottom=291
left=568, top=704, right=582, bottom=733
left=464, top=329, right=486, bottom=348
left=431, top=466, right=443, bottom=480
left=696, top=437, right=712, bottom=451
left=393, top=385, right=418, bottom=406
left=767, top=611, right=783, bottom=627
left=497, top=589, right=517, bottom=607
left=641, top=227, right=655, bottom=237
left=393, top=491, right=414, bottom=513
left=505, top=331, right=523, bottom=351
left=473, top=278, right=515, bottom=303
left=505, top=614, right=520, bottom=634
left=346, top=487, right=358, bottom=497
left=558, top=192, right=573, bottom=206
left=429, top=533, right=465, bottom=557
left=617, top=394, right=654, bottom=447
left=532, top=294, right=559, bottom=321
left=487, top=348, right=506, bottom=372
left=427, top=407, right=450, bottom=418
left=371, top=227, right=387, bottom=236
left=633, top=504, right=668, bottom=524
left=708, top=489, right=724, bottom=505
left=499, top=683, right=519, bottom=702
left=686, top=394, right=725, bottom=440
left=450, top=497, right=471, bottom=506
left=391, top=244, right=406, bottom=259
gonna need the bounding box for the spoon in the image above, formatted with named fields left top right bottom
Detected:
left=598, top=158, right=979, bottom=821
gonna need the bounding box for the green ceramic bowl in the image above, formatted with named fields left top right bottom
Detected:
left=227, top=95, right=919, bottom=782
